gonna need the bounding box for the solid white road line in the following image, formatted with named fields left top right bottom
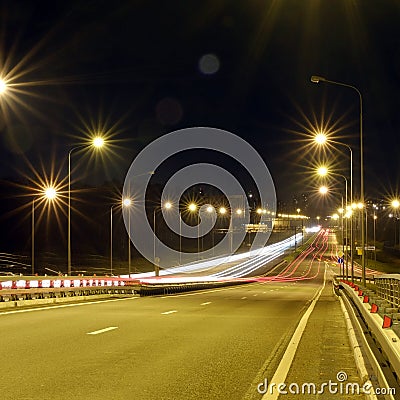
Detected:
left=87, top=326, right=118, bottom=335
left=161, top=310, right=177, bottom=315
left=261, top=266, right=327, bottom=400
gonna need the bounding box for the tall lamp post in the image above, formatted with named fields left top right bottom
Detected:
left=315, top=133, right=354, bottom=280
left=188, top=203, right=199, bottom=259
left=153, top=201, right=172, bottom=275
left=32, top=186, right=58, bottom=275
left=122, top=197, right=133, bottom=274
left=391, top=199, right=400, bottom=248
left=67, top=136, right=105, bottom=275
left=311, top=75, right=365, bottom=285
left=317, top=166, right=349, bottom=278
left=110, top=205, right=114, bottom=276
left=110, top=197, right=133, bottom=276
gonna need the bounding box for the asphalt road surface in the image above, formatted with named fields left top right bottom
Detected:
left=1, top=233, right=334, bottom=400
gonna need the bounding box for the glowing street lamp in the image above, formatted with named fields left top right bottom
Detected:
left=314, top=132, right=327, bottom=145
left=92, top=136, right=105, bottom=148
left=0, top=78, right=7, bottom=94
left=319, top=185, right=328, bottom=195
left=317, top=166, right=328, bottom=177
left=67, top=136, right=106, bottom=275
left=188, top=203, right=197, bottom=212
left=109, top=197, right=133, bottom=276
left=32, top=186, right=58, bottom=275
left=313, top=135, right=354, bottom=279
left=390, top=199, right=400, bottom=248
left=187, top=202, right=200, bottom=256
left=122, top=197, right=133, bottom=274
left=311, top=74, right=366, bottom=285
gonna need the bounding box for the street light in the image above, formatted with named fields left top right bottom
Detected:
left=67, top=136, right=106, bottom=275
left=314, top=132, right=327, bottom=145
left=373, top=214, right=377, bottom=262
left=122, top=197, right=133, bottom=274
left=319, top=185, right=328, bottom=195
left=0, top=78, right=6, bottom=94
left=311, top=74, right=365, bottom=285
left=32, top=185, right=58, bottom=275
left=317, top=166, right=350, bottom=278
left=314, top=133, right=354, bottom=280
left=187, top=203, right=200, bottom=257
left=390, top=199, right=400, bottom=248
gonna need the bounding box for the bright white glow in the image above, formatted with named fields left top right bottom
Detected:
left=317, top=166, right=328, bottom=176
left=236, top=209, right=243, bottom=215
left=188, top=203, right=197, bottom=212
left=319, top=186, right=328, bottom=195
left=44, top=186, right=57, bottom=200
left=219, top=207, right=227, bottom=215
left=332, top=213, right=339, bottom=220
left=392, top=199, right=400, bottom=209
left=0, top=78, right=6, bottom=94
left=122, top=198, right=132, bottom=207
left=305, top=226, right=321, bottom=233
left=206, top=206, right=214, bottom=213
left=315, top=133, right=327, bottom=145
left=357, top=202, right=364, bottom=209
left=92, top=136, right=105, bottom=148
left=164, top=202, right=172, bottom=209
left=125, top=234, right=303, bottom=280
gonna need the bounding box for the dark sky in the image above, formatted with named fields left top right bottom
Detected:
left=1, top=0, right=400, bottom=205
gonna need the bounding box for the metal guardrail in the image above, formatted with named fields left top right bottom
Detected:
left=0, top=277, right=140, bottom=303
left=0, top=276, right=255, bottom=304
left=375, top=275, right=400, bottom=308
left=339, top=279, right=400, bottom=387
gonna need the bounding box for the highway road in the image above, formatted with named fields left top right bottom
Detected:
left=0, top=231, right=349, bottom=400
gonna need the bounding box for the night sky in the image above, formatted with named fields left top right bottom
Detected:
left=1, top=0, right=400, bottom=206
